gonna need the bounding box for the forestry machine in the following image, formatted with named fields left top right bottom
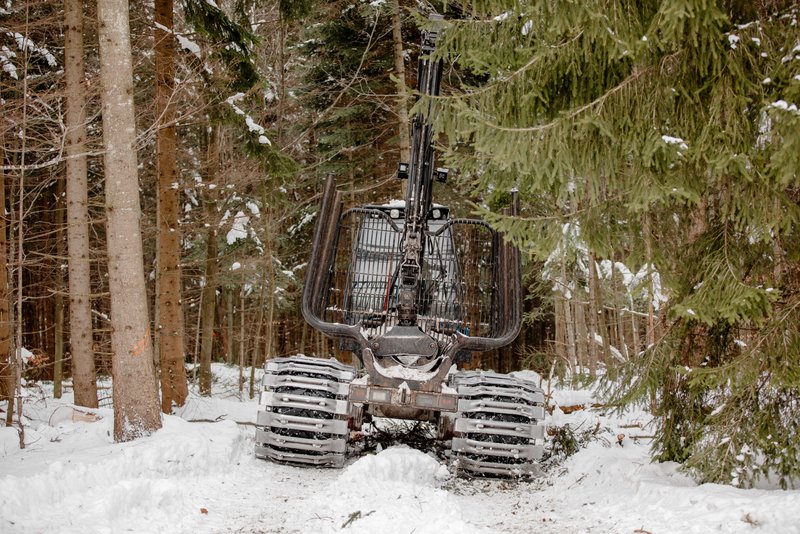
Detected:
left=255, top=15, right=545, bottom=477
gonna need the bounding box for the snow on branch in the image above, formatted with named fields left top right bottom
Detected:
left=225, top=93, right=272, bottom=146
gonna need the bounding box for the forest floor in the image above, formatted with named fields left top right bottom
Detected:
left=1, top=363, right=799, bottom=534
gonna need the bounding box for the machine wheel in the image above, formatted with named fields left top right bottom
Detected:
left=449, top=370, right=546, bottom=477
left=255, top=355, right=355, bottom=468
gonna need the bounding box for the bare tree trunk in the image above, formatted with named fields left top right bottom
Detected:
left=192, top=288, right=202, bottom=384
left=586, top=264, right=599, bottom=378
left=588, top=251, right=610, bottom=373
left=553, top=296, right=567, bottom=366
left=64, top=0, right=98, bottom=408
left=155, top=0, right=187, bottom=413
left=238, top=289, right=245, bottom=398
left=299, top=322, right=307, bottom=355
left=15, top=12, right=30, bottom=447
left=390, top=0, right=410, bottom=163
left=643, top=213, right=656, bottom=347
left=560, top=261, right=577, bottom=370
left=249, top=279, right=266, bottom=399
left=54, top=177, right=66, bottom=398
left=225, top=288, right=234, bottom=364
left=264, top=212, right=276, bottom=362
left=97, top=0, right=162, bottom=440
left=0, top=144, right=12, bottom=424
left=630, top=307, right=640, bottom=356
left=199, top=231, right=217, bottom=396
left=610, top=260, right=628, bottom=359
left=772, top=197, right=785, bottom=286
left=574, top=299, right=588, bottom=375
left=199, top=126, right=220, bottom=396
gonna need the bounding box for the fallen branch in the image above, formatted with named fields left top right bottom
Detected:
left=184, top=417, right=256, bottom=426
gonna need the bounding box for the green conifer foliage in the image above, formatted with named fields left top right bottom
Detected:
left=298, top=0, right=412, bottom=192
left=436, top=1, right=800, bottom=486
left=184, top=0, right=259, bottom=90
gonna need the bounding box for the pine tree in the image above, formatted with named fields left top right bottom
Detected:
left=436, top=1, right=800, bottom=486
left=298, top=0, right=412, bottom=193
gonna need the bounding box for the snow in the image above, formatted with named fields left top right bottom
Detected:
left=176, top=35, right=202, bottom=58
left=770, top=100, right=800, bottom=116
left=2, top=364, right=799, bottom=533
left=288, top=211, right=315, bottom=235
left=521, top=20, right=533, bottom=36
left=1, top=45, right=18, bottom=79
left=17, top=346, right=34, bottom=364
left=661, top=134, right=689, bottom=151
left=7, top=32, right=57, bottom=67
left=225, top=93, right=272, bottom=145
left=225, top=211, right=250, bottom=245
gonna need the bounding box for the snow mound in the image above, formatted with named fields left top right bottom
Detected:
left=0, top=416, right=247, bottom=533
left=341, top=445, right=448, bottom=486
left=306, top=446, right=486, bottom=534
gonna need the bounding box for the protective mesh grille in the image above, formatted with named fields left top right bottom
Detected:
left=323, top=208, right=498, bottom=342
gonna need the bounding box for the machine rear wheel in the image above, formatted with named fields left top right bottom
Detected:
left=449, top=370, right=546, bottom=477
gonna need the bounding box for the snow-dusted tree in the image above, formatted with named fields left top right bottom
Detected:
left=97, top=0, right=161, bottom=440
left=436, top=1, right=800, bottom=486
left=64, top=0, right=98, bottom=408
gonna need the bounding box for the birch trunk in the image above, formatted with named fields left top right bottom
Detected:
left=64, top=0, right=98, bottom=408
left=97, top=0, right=161, bottom=440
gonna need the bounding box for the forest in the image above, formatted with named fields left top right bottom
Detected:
left=0, top=0, right=798, bottom=493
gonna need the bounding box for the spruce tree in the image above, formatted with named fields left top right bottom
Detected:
left=298, top=0, right=415, bottom=197
left=435, top=1, right=800, bottom=487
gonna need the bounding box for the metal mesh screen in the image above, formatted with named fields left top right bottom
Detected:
left=323, top=208, right=498, bottom=343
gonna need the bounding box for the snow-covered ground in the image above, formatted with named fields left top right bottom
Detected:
left=2, top=363, right=799, bottom=534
